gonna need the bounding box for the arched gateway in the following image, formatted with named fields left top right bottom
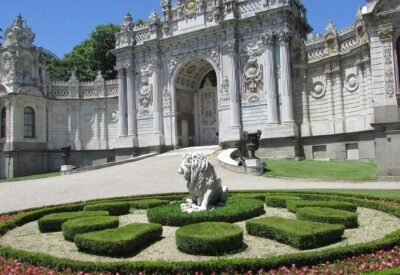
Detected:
left=172, top=57, right=219, bottom=147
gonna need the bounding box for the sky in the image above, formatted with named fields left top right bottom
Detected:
left=0, top=0, right=366, bottom=58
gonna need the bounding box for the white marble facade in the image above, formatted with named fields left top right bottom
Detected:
left=0, top=0, right=400, bottom=178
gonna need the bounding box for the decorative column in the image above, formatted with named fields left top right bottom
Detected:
left=101, top=101, right=108, bottom=149
left=335, top=70, right=345, bottom=133
left=126, top=66, right=137, bottom=138
left=118, top=68, right=128, bottom=136
left=152, top=58, right=163, bottom=135
left=75, top=103, right=82, bottom=150
left=224, top=40, right=241, bottom=128
left=357, top=61, right=367, bottom=116
left=278, top=30, right=294, bottom=124
left=261, top=32, right=279, bottom=125
left=326, top=70, right=335, bottom=133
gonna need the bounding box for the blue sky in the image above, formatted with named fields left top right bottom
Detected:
left=0, top=0, right=366, bottom=57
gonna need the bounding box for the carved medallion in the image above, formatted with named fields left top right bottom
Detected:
left=345, top=73, right=359, bottom=92
left=311, top=81, right=326, bottom=98
left=111, top=111, right=119, bottom=123
left=184, top=0, right=197, bottom=13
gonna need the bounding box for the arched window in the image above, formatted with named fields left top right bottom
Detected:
left=23, top=107, right=35, bottom=138
left=1, top=107, right=6, bottom=138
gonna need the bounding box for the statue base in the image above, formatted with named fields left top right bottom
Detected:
left=245, top=159, right=264, bottom=176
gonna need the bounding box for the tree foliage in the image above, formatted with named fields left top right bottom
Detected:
left=45, top=24, right=120, bottom=82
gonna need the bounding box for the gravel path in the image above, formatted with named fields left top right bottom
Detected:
left=0, top=147, right=399, bottom=213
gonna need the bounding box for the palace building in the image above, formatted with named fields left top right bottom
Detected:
left=0, top=0, right=399, bottom=178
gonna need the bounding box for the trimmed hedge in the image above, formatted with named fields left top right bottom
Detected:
left=1, top=191, right=400, bottom=274
left=129, top=199, right=170, bottom=209
left=147, top=197, right=265, bottom=226
left=176, top=222, right=244, bottom=255
left=13, top=204, right=85, bottom=226
left=38, top=211, right=109, bottom=233
left=286, top=200, right=357, bottom=213
left=62, top=216, right=119, bottom=242
left=231, top=193, right=266, bottom=201
left=0, top=221, right=16, bottom=236
left=83, top=202, right=131, bottom=216
left=296, top=207, right=359, bottom=228
left=246, top=216, right=345, bottom=249
left=74, top=223, right=162, bottom=257
left=265, top=194, right=303, bottom=208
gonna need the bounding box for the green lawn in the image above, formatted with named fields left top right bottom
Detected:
left=263, top=160, right=377, bottom=181
left=0, top=172, right=61, bottom=183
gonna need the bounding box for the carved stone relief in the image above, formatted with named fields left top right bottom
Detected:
left=162, top=86, right=171, bottom=109
left=311, top=81, right=326, bottom=99
left=383, top=42, right=395, bottom=97
left=345, top=73, right=359, bottom=92
left=139, top=62, right=155, bottom=115
left=220, top=75, right=230, bottom=105
left=111, top=111, right=119, bottom=123
left=242, top=43, right=263, bottom=102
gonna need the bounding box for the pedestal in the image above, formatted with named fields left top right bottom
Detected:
left=245, top=159, right=264, bottom=176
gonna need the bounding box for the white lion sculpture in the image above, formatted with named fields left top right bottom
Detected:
left=178, top=153, right=229, bottom=213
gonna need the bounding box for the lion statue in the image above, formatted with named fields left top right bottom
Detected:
left=178, top=153, right=229, bottom=213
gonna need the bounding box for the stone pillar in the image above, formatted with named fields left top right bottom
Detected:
left=301, top=69, right=311, bottom=135
left=118, top=68, right=128, bottom=136
left=152, top=59, right=163, bottom=135
left=278, top=31, right=294, bottom=124
left=101, top=102, right=108, bottom=149
left=326, top=71, right=335, bottom=133
left=262, top=33, right=279, bottom=125
left=75, top=103, right=82, bottom=150
left=357, top=62, right=367, bottom=116
left=335, top=71, right=345, bottom=133
left=225, top=41, right=241, bottom=127
left=126, top=66, right=137, bottom=137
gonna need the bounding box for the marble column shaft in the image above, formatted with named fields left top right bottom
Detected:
left=126, top=66, right=137, bottom=137
left=227, top=52, right=241, bottom=127
left=153, top=64, right=163, bottom=134
left=118, top=69, right=128, bottom=136
left=278, top=34, right=294, bottom=124
left=263, top=40, right=279, bottom=124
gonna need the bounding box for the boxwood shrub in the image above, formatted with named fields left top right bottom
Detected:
left=83, top=202, right=131, bottom=216
left=38, top=211, right=109, bottom=233
left=231, top=193, right=266, bottom=201
left=62, top=216, right=119, bottom=242
left=246, top=216, right=345, bottom=249
left=286, top=200, right=357, bottom=213
left=265, top=194, right=303, bottom=208
left=296, top=207, right=359, bottom=228
left=176, top=222, right=244, bottom=255
left=74, top=223, right=162, bottom=257
left=129, top=199, right=170, bottom=209
left=147, top=197, right=265, bottom=226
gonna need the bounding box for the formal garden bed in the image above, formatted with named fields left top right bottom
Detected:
left=1, top=190, right=400, bottom=273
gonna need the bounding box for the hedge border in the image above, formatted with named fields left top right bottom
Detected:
left=0, top=191, right=400, bottom=274
left=83, top=202, right=131, bottom=216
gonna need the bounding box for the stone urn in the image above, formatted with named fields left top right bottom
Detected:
left=244, top=130, right=262, bottom=159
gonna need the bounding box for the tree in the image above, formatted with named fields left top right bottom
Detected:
left=46, top=24, right=120, bottom=82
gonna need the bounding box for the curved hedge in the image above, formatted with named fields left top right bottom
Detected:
left=296, top=207, right=359, bottom=228
left=147, top=197, right=265, bottom=226
left=246, top=216, right=345, bottom=249
left=129, top=199, right=170, bottom=209
left=74, top=223, right=162, bottom=257
left=38, top=211, right=109, bottom=233
left=265, top=194, right=303, bottom=208
left=231, top=193, right=266, bottom=201
left=176, top=222, right=243, bottom=255
left=1, top=191, right=400, bottom=274
left=286, top=200, right=357, bottom=213
left=83, top=202, right=131, bottom=216
left=62, top=216, right=119, bottom=242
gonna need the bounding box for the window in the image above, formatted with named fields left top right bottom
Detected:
left=1, top=107, right=6, bottom=138
left=346, top=143, right=359, bottom=160
left=312, top=145, right=327, bottom=160
left=23, top=107, right=35, bottom=138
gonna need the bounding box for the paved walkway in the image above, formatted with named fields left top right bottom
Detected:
left=1, top=146, right=399, bottom=213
